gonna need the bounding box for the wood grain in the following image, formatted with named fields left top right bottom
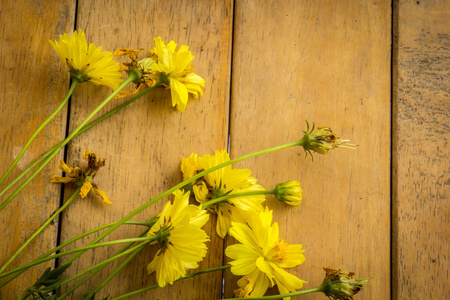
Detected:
left=57, top=0, right=233, bottom=299
left=227, top=0, right=391, bottom=299
left=392, top=0, right=450, bottom=299
left=0, top=1, right=75, bottom=298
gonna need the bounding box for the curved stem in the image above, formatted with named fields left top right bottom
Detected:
left=0, top=81, right=77, bottom=188
left=57, top=228, right=150, bottom=299
left=223, top=285, right=325, bottom=299
left=65, top=139, right=306, bottom=266
left=202, top=189, right=275, bottom=210
left=0, top=81, right=162, bottom=202
left=111, top=265, right=231, bottom=300
left=0, top=236, right=157, bottom=279
left=0, top=187, right=80, bottom=274
left=0, top=222, right=150, bottom=289
left=0, top=75, right=136, bottom=212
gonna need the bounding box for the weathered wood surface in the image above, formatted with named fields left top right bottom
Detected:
left=226, top=0, right=391, bottom=299
left=0, top=1, right=75, bottom=298
left=392, top=0, right=450, bottom=299
left=1, top=0, right=449, bottom=299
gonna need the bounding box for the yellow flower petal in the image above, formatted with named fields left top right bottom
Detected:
left=79, top=181, right=92, bottom=198
left=169, top=78, right=188, bottom=112
left=50, top=175, right=76, bottom=184
left=91, top=187, right=112, bottom=206
left=59, top=160, right=74, bottom=174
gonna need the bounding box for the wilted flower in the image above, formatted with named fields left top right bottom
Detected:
left=300, top=121, right=357, bottom=158
left=147, top=190, right=209, bottom=287
left=50, top=150, right=111, bottom=205
left=321, top=267, right=371, bottom=300
left=226, top=208, right=306, bottom=299
left=274, top=181, right=303, bottom=206
left=49, top=29, right=122, bottom=89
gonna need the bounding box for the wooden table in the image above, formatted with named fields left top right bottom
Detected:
left=1, top=1, right=448, bottom=299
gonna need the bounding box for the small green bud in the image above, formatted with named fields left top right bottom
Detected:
left=274, top=181, right=303, bottom=206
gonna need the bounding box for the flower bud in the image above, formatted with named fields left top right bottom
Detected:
left=274, top=181, right=303, bottom=206
left=321, top=267, right=371, bottom=300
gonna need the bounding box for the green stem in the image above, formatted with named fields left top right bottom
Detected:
left=64, top=139, right=306, bottom=266
left=58, top=228, right=150, bottom=299
left=59, top=242, right=150, bottom=287
left=223, top=285, right=325, bottom=300
left=0, top=187, right=80, bottom=274
left=0, top=236, right=157, bottom=279
left=202, top=189, right=275, bottom=209
left=0, top=222, right=150, bottom=289
left=0, top=81, right=162, bottom=202
left=91, top=243, right=144, bottom=295
left=110, top=265, right=231, bottom=300
left=0, top=81, right=77, bottom=188
left=0, top=74, right=136, bottom=212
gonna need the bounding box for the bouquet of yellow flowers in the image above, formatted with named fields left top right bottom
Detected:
left=0, top=30, right=370, bottom=300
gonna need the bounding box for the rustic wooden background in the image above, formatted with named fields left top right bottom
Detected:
left=0, top=0, right=448, bottom=299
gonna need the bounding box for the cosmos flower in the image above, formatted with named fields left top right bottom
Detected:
left=147, top=190, right=209, bottom=287
left=113, top=37, right=205, bottom=112
left=226, top=208, right=306, bottom=299
left=49, top=29, right=122, bottom=90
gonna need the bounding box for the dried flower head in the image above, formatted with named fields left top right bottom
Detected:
left=322, top=267, right=371, bottom=300
left=301, top=121, right=357, bottom=159
left=50, top=150, right=111, bottom=205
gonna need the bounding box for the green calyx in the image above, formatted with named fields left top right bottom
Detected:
left=128, top=66, right=143, bottom=84
left=70, top=70, right=90, bottom=83
left=159, top=73, right=170, bottom=85
left=155, top=225, right=172, bottom=252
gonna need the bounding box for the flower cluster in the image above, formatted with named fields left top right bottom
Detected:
left=51, top=150, right=111, bottom=205
left=115, top=37, right=205, bottom=112
left=181, top=150, right=266, bottom=238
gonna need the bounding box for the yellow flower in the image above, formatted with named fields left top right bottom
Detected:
left=274, top=181, right=303, bottom=206
left=226, top=208, right=306, bottom=299
left=50, top=150, right=111, bottom=205
left=49, top=29, right=123, bottom=90
left=187, top=150, right=266, bottom=238
left=147, top=190, right=209, bottom=287
left=147, top=37, right=205, bottom=112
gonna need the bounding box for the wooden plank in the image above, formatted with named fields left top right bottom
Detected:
left=392, top=1, right=450, bottom=299
left=227, top=0, right=391, bottom=299
left=58, top=0, right=233, bottom=299
left=0, top=1, right=75, bottom=298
